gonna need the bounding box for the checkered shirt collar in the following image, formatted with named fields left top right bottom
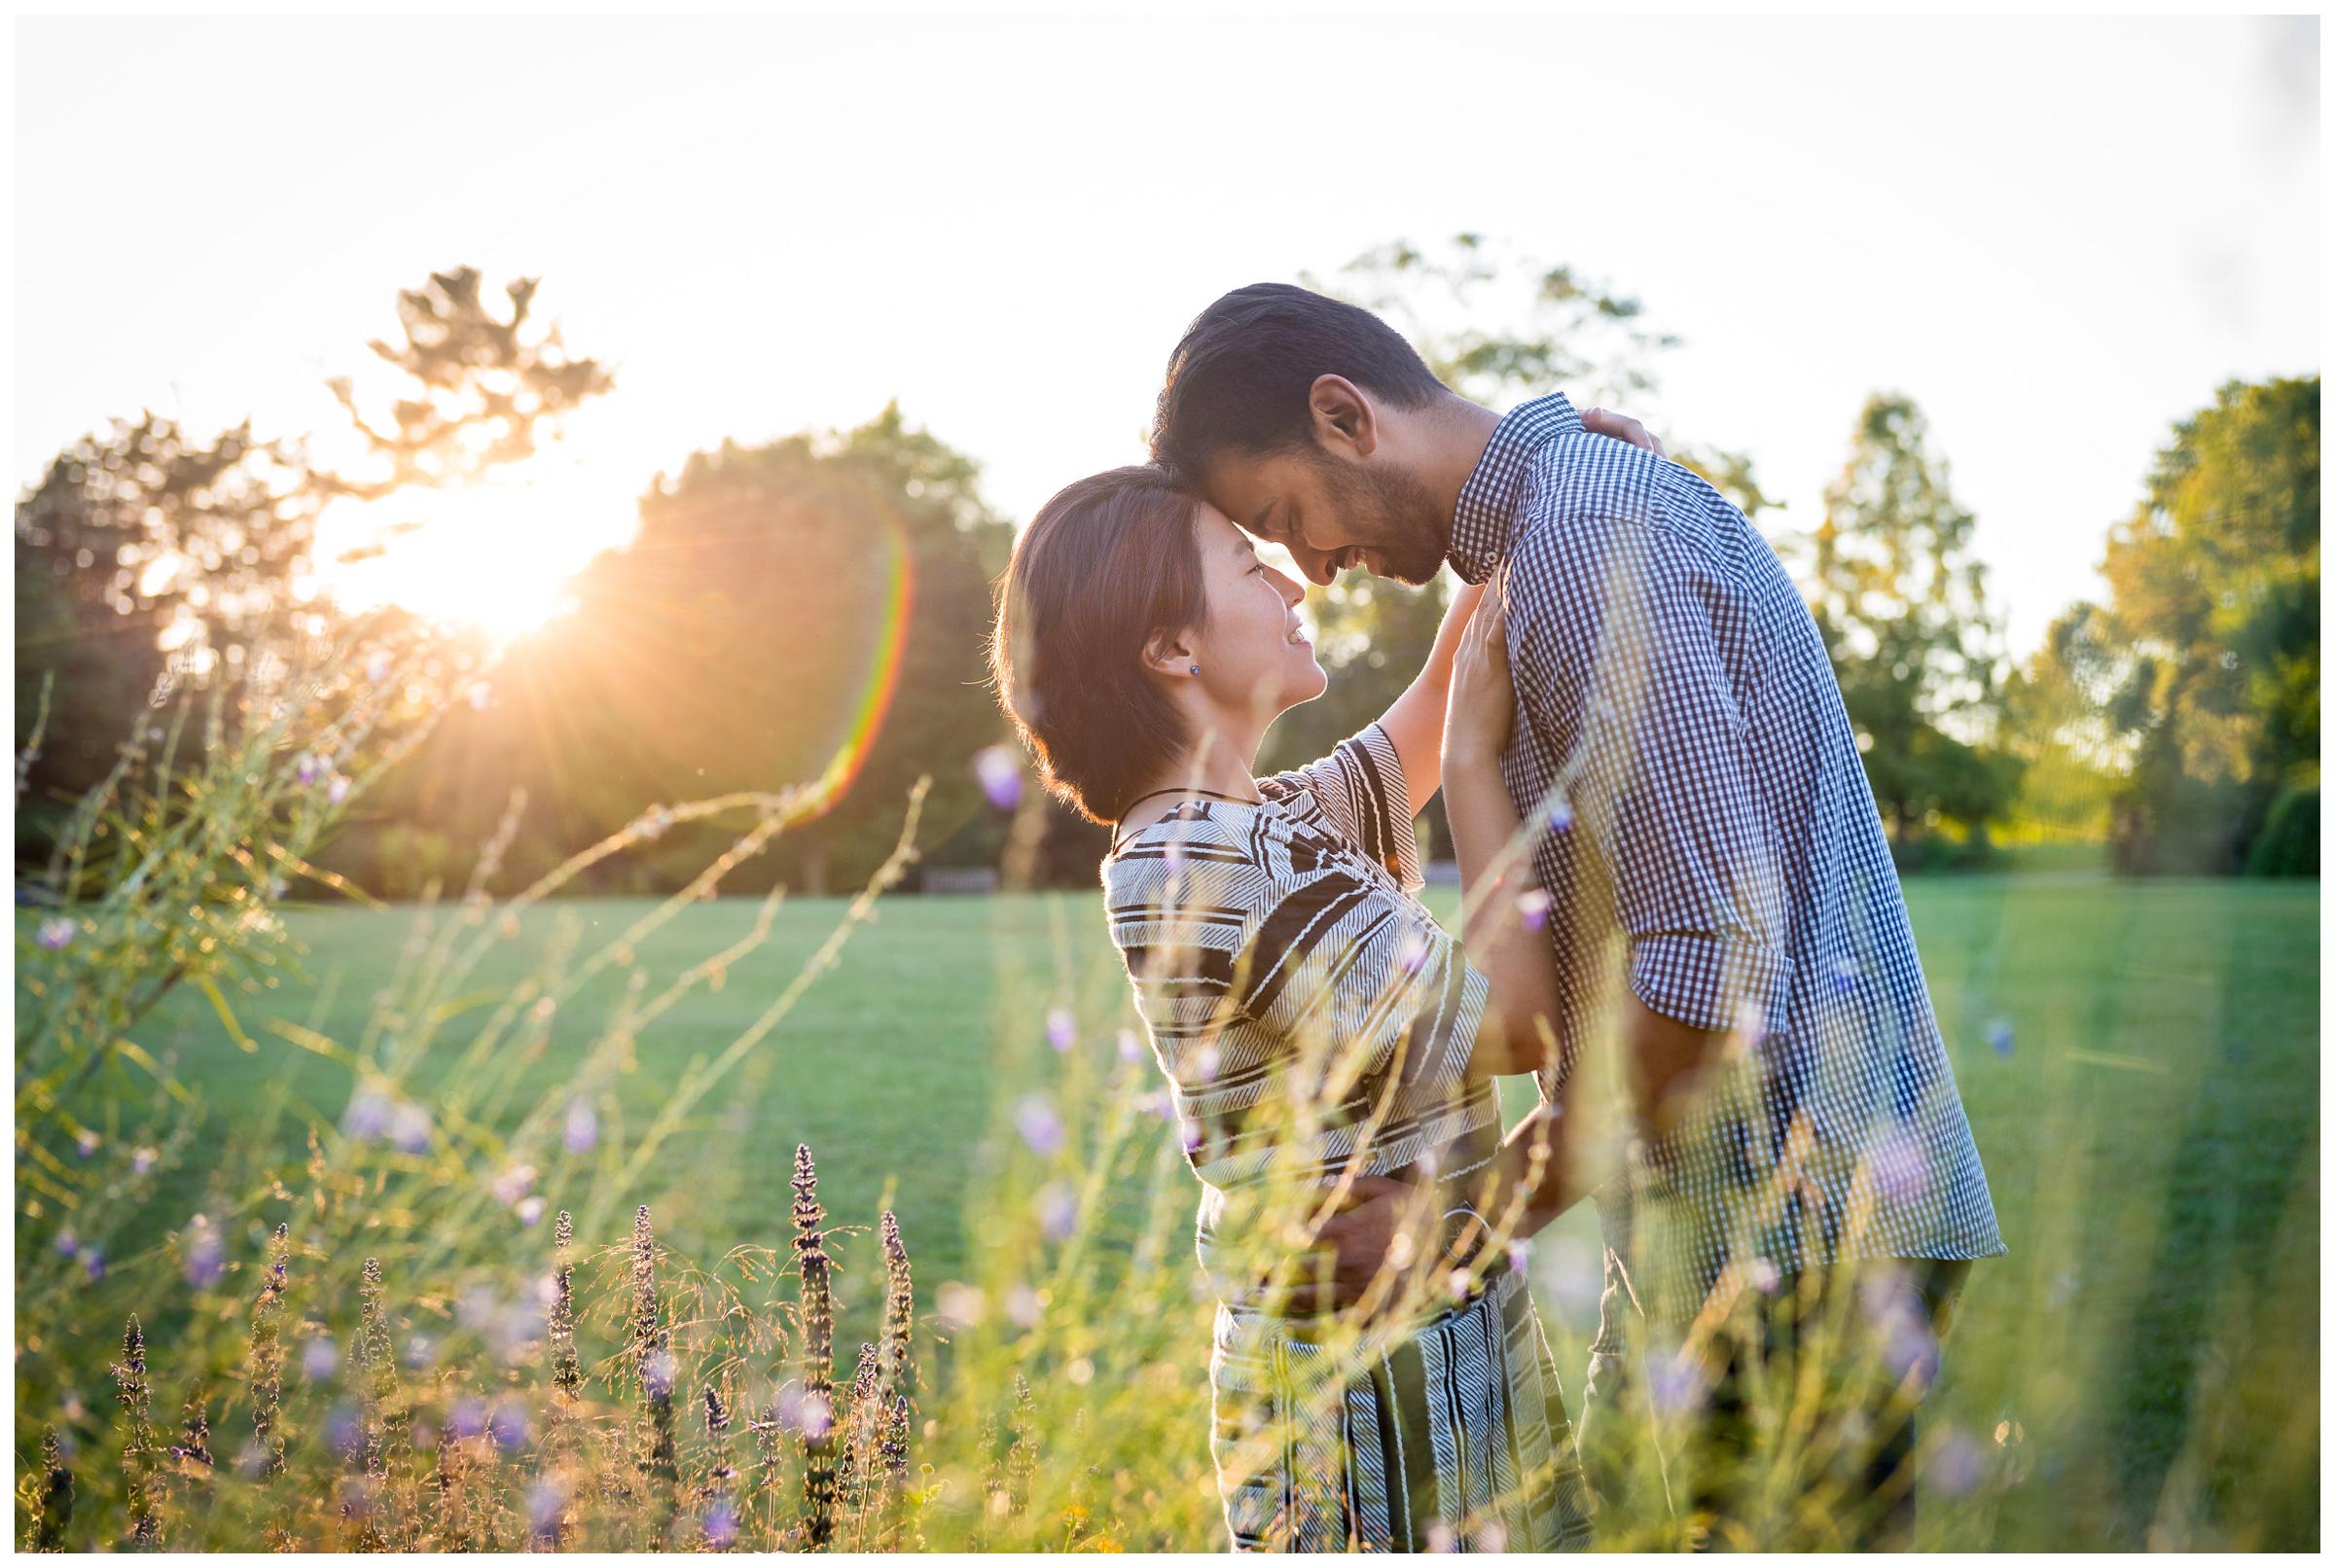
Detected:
left=1447, top=392, right=1583, bottom=584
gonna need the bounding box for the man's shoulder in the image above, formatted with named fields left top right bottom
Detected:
left=1512, top=446, right=1780, bottom=591
left=1517, top=431, right=1669, bottom=525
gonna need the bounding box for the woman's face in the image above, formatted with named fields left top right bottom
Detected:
left=1180, top=502, right=1327, bottom=721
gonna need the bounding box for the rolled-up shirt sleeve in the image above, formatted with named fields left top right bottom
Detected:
left=1506, top=514, right=1792, bottom=1035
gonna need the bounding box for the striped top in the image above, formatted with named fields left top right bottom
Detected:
left=1102, top=723, right=1502, bottom=1301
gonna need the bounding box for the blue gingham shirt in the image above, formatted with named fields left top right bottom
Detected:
left=1450, top=393, right=2005, bottom=1317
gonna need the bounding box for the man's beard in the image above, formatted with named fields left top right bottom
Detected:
left=1318, top=457, right=1448, bottom=586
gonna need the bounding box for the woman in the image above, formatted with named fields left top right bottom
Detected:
left=988, top=464, right=1593, bottom=1551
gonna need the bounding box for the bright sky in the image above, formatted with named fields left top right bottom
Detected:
left=14, top=14, right=2320, bottom=654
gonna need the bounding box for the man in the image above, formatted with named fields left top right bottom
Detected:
left=1148, top=282, right=2006, bottom=1549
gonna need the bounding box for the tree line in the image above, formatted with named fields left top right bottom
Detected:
left=15, top=249, right=2318, bottom=900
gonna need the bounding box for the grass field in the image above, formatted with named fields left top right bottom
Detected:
left=31, top=872, right=2320, bottom=1550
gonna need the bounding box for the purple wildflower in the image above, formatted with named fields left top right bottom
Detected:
left=327, top=773, right=351, bottom=806
left=1116, top=1027, right=1144, bottom=1064
left=516, top=1195, right=546, bottom=1227
left=325, top=1403, right=363, bottom=1456
left=1930, top=1425, right=1987, bottom=1497
left=488, top=1401, right=530, bottom=1453
left=1872, top=1125, right=1931, bottom=1204
left=302, top=1335, right=340, bottom=1381
left=799, top=1390, right=833, bottom=1443
left=389, top=1101, right=431, bottom=1154
left=295, top=752, right=323, bottom=785
left=562, top=1097, right=598, bottom=1153
left=183, top=1215, right=227, bottom=1289
left=402, top=1335, right=435, bottom=1372
left=54, top=1228, right=78, bottom=1258
left=643, top=1349, right=677, bottom=1401
left=132, top=1147, right=158, bottom=1175
left=1648, top=1352, right=1710, bottom=1415
left=1987, top=1017, right=2015, bottom=1056
left=935, top=1283, right=988, bottom=1330
left=703, top=1497, right=741, bottom=1550
left=74, top=1130, right=97, bottom=1158
left=1046, top=1007, right=1076, bottom=1053
left=526, top=1477, right=569, bottom=1539
left=447, top=1400, right=488, bottom=1441
left=35, top=917, right=74, bottom=951
left=1396, top=927, right=1432, bottom=975
left=83, top=1248, right=106, bottom=1281
left=1014, top=1094, right=1063, bottom=1158
left=973, top=744, right=1023, bottom=811
left=342, top=1087, right=393, bottom=1142
left=1036, top=1182, right=1078, bottom=1243
left=490, top=1162, right=537, bottom=1207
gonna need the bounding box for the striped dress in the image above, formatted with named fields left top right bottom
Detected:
left=1103, top=723, right=1596, bottom=1551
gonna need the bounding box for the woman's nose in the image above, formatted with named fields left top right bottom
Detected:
left=1270, top=566, right=1306, bottom=604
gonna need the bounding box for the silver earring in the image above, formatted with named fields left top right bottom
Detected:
left=1189, top=663, right=1200, bottom=675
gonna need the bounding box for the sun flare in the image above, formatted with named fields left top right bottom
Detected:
left=310, top=453, right=637, bottom=646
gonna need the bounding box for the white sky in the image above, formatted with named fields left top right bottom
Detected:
left=14, top=14, right=2321, bottom=654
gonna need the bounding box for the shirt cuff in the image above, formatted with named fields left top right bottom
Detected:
left=1355, top=722, right=1424, bottom=895
left=1627, top=933, right=1794, bottom=1036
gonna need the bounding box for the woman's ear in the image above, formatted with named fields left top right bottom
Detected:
left=1141, top=627, right=1199, bottom=680
left=1309, top=374, right=1379, bottom=458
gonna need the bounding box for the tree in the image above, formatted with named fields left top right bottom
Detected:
left=2090, top=377, right=2319, bottom=873
left=322, top=267, right=613, bottom=501
left=338, top=406, right=1016, bottom=899
left=1258, top=234, right=1773, bottom=847
left=15, top=416, right=322, bottom=854
left=1998, top=602, right=2129, bottom=843
left=1805, top=393, right=2019, bottom=853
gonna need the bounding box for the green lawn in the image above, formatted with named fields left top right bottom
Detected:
left=36, top=873, right=2321, bottom=1549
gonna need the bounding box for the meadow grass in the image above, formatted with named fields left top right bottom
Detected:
left=25, top=870, right=2317, bottom=1549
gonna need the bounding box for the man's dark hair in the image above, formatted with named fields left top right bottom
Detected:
left=988, top=466, right=1210, bottom=824
left=1149, top=283, right=1448, bottom=481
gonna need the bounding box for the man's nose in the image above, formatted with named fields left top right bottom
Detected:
left=1293, top=545, right=1338, bottom=587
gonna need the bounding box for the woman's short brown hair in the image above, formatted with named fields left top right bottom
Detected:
left=989, top=466, right=1208, bottom=824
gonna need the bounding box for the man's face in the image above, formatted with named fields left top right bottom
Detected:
left=1202, top=445, right=1449, bottom=588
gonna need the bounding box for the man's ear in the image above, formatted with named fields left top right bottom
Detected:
left=1308, top=374, right=1380, bottom=459
left=1140, top=626, right=1198, bottom=679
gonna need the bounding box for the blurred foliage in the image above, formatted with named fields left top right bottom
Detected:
left=1998, top=378, right=2320, bottom=873
left=15, top=417, right=322, bottom=846
left=2090, top=377, right=2318, bottom=873
left=1803, top=394, right=2022, bottom=857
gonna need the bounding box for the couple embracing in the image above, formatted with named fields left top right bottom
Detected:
left=988, top=284, right=2005, bottom=1552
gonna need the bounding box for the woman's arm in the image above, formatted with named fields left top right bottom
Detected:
left=1372, top=580, right=1486, bottom=813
